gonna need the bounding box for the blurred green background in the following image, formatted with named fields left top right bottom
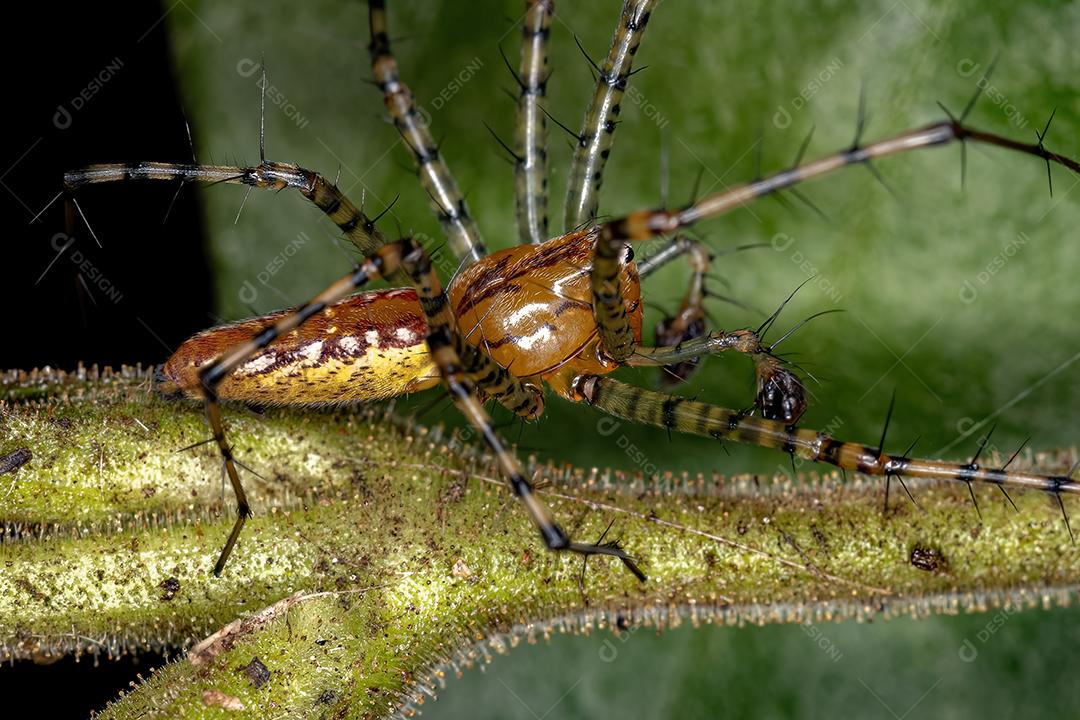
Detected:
left=166, top=1, right=1080, bottom=716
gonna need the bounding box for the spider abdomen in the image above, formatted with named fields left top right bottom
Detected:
left=155, top=287, right=439, bottom=405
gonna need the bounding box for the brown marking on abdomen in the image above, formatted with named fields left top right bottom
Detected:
left=156, top=288, right=439, bottom=405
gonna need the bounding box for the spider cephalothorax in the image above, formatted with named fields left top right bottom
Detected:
left=66, top=0, right=1080, bottom=580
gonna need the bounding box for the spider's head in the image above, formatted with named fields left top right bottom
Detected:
left=752, top=352, right=807, bottom=424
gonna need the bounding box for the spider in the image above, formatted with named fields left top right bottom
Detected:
left=62, top=0, right=1080, bottom=580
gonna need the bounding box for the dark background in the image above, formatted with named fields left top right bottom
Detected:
left=1, top=3, right=203, bottom=716
left=3, top=3, right=213, bottom=372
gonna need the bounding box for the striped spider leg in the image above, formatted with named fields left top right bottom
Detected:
left=369, top=0, right=487, bottom=266
left=510, top=0, right=725, bottom=392
left=65, top=0, right=498, bottom=272
left=513, top=0, right=555, bottom=245
left=193, top=234, right=643, bottom=577
left=557, top=108, right=1080, bottom=529
left=63, top=160, right=415, bottom=574
left=564, top=0, right=660, bottom=231
left=67, top=162, right=399, bottom=262
left=551, top=1, right=751, bottom=396
left=636, top=235, right=731, bottom=391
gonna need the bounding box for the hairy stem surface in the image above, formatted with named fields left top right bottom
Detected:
left=1, top=366, right=1077, bottom=719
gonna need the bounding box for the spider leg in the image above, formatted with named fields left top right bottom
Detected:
left=195, top=235, right=636, bottom=578
left=596, top=232, right=809, bottom=421
left=389, top=238, right=644, bottom=580
left=459, top=341, right=545, bottom=419
left=201, top=393, right=250, bottom=577
left=591, top=232, right=808, bottom=419
left=369, top=0, right=487, bottom=266
left=635, top=235, right=711, bottom=388
left=587, top=116, right=1080, bottom=414
left=513, top=0, right=554, bottom=245
left=627, top=325, right=809, bottom=424
left=575, top=375, right=1080, bottom=534
left=589, top=119, right=1079, bottom=260
left=634, top=234, right=707, bottom=278
left=64, top=162, right=395, bottom=261
left=196, top=257, right=389, bottom=574
left=564, top=0, right=659, bottom=230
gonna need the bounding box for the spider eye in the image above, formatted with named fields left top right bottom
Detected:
left=623, top=245, right=635, bottom=263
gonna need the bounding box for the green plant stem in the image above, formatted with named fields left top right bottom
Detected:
left=2, top=366, right=1077, bottom=719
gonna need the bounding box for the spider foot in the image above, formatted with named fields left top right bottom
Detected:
left=568, top=539, right=647, bottom=582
